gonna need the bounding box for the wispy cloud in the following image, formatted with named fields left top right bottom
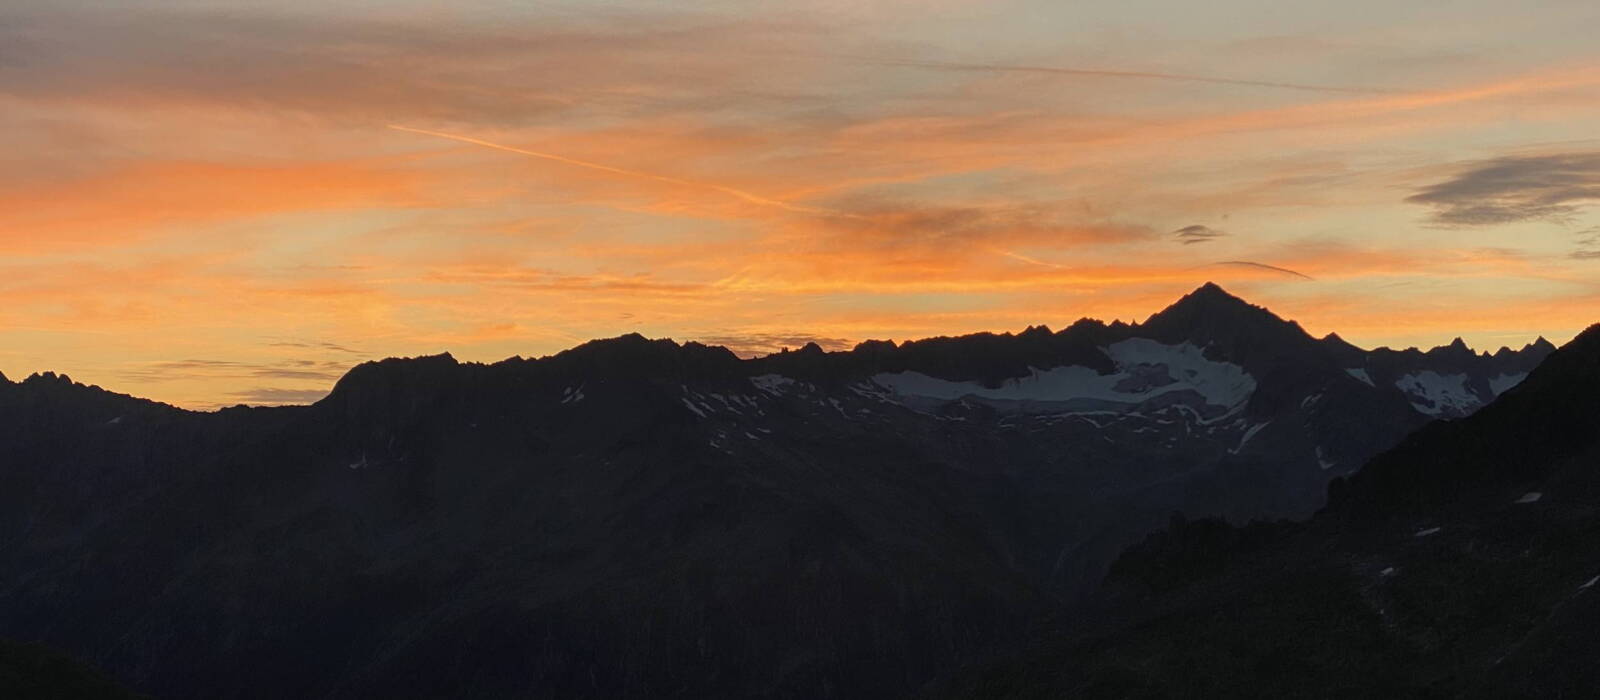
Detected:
left=1574, top=226, right=1600, bottom=259
left=865, top=57, right=1403, bottom=95
left=388, top=125, right=840, bottom=216
left=225, top=387, right=331, bottom=406
left=118, top=358, right=349, bottom=384
left=1406, top=152, right=1600, bottom=226
left=267, top=340, right=368, bottom=355
left=1173, top=224, right=1227, bottom=245
left=1206, top=260, right=1315, bottom=280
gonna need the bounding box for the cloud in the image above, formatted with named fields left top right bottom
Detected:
left=1574, top=226, right=1600, bottom=260
left=864, top=57, right=1402, bottom=95
left=117, top=358, right=349, bottom=384
left=225, top=387, right=331, bottom=406
left=820, top=199, right=1154, bottom=254
left=0, top=5, right=831, bottom=127
left=0, top=159, right=424, bottom=251
left=267, top=340, right=368, bottom=355
left=1206, top=260, right=1315, bottom=280
left=1173, top=224, right=1227, bottom=245
left=388, top=124, right=837, bottom=216
left=1406, top=152, right=1600, bottom=226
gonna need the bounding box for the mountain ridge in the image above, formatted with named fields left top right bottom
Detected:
left=2, top=284, right=1554, bottom=417
left=935, top=321, right=1600, bottom=699
left=0, top=284, right=1575, bottom=699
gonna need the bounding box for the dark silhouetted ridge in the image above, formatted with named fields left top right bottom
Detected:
left=1331, top=323, right=1600, bottom=515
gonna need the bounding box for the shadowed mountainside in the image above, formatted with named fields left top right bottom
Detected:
left=935, top=323, right=1600, bottom=699
left=0, top=284, right=1560, bottom=699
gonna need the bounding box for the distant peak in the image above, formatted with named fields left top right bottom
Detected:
left=1146, top=282, right=1263, bottom=323
left=851, top=339, right=897, bottom=353
left=1192, top=281, right=1235, bottom=299
left=24, top=371, right=73, bottom=386
left=1320, top=331, right=1364, bottom=353
left=1424, top=337, right=1476, bottom=358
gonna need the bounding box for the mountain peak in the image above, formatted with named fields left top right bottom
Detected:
left=1143, top=283, right=1288, bottom=335
left=1190, top=280, right=1239, bottom=302
left=1154, top=283, right=1256, bottom=316
left=1135, top=282, right=1328, bottom=369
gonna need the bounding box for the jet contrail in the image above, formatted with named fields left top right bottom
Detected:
left=995, top=249, right=1069, bottom=269
left=1208, top=260, right=1316, bottom=280
left=387, top=124, right=835, bottom=216
left=868, top=58, right=1401, bottom=95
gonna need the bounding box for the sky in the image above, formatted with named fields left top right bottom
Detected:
left=3, top=0, right=1600, bottom=409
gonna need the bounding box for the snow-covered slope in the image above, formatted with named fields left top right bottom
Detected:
left=872, top=339, right=1254, bottom=419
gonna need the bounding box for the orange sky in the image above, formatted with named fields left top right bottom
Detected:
left=3, top=1, right=1599, bottom=409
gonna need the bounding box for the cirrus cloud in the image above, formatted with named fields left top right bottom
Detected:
left=1406, top=151, right=1600, bottom=226
left=1173, top=224, right=1228, bottom=244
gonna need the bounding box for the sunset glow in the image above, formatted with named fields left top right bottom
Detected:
left=4, top=0, right=1599, bottom=408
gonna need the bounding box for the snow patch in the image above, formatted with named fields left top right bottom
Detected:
left=1395, top=371, right=1479, bottom=417
left=1345, top=368, right=1375, bottom=387
left=871, top=339, right=1255, bottom=416
left=1414, top=527, right=1442, bottom=537
left=1380, top=567, right=1397, bottom=577
left=1489, top=372, right=1528, bottom=396
left=1316, top=446, right=1337, bottom=470
left=680, top=397, right=708, bottom=418
left=1230, top=421, right=1270, bottom=454
left=749, top=374, right=795, bottom=395
left=1515, top=491, right=1542, bottom=504
left=1582, top=576, right=1599, bottom=590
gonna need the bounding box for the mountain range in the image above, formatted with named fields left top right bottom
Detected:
left=0, top=283, right=1569, bottom=698
left=936, top=319, right=1600, bottom=699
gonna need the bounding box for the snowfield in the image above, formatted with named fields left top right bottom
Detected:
left=870, top=339, right=1256, bottom=416
left=1395, top=371, right=1479, bottom=417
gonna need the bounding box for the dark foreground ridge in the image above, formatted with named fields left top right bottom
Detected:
left=936, top=323, right=1600, bottom=699
left=0, top=284, right=1575, bottom=699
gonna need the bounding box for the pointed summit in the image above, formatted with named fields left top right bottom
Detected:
left=1424, top=336, right=1476, bottom=361
left=1144, top=283, right=1275, bottom=332
left=1186, top=281, right=1243, bottom=305
left=1139, top=283, right=1324, bottom=367
left=1143, top=283, right=1259, bottom=327
left=1319, top=331, right=1366, bottom=364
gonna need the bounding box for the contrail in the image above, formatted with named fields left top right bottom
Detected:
left=1208, top=260, right=1316, bottom=280
left=995, top=249, right=1069, bottom=269
left=867, top=58, right=1401, bottom=95
left=387, top=124, right=835, bottom=216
